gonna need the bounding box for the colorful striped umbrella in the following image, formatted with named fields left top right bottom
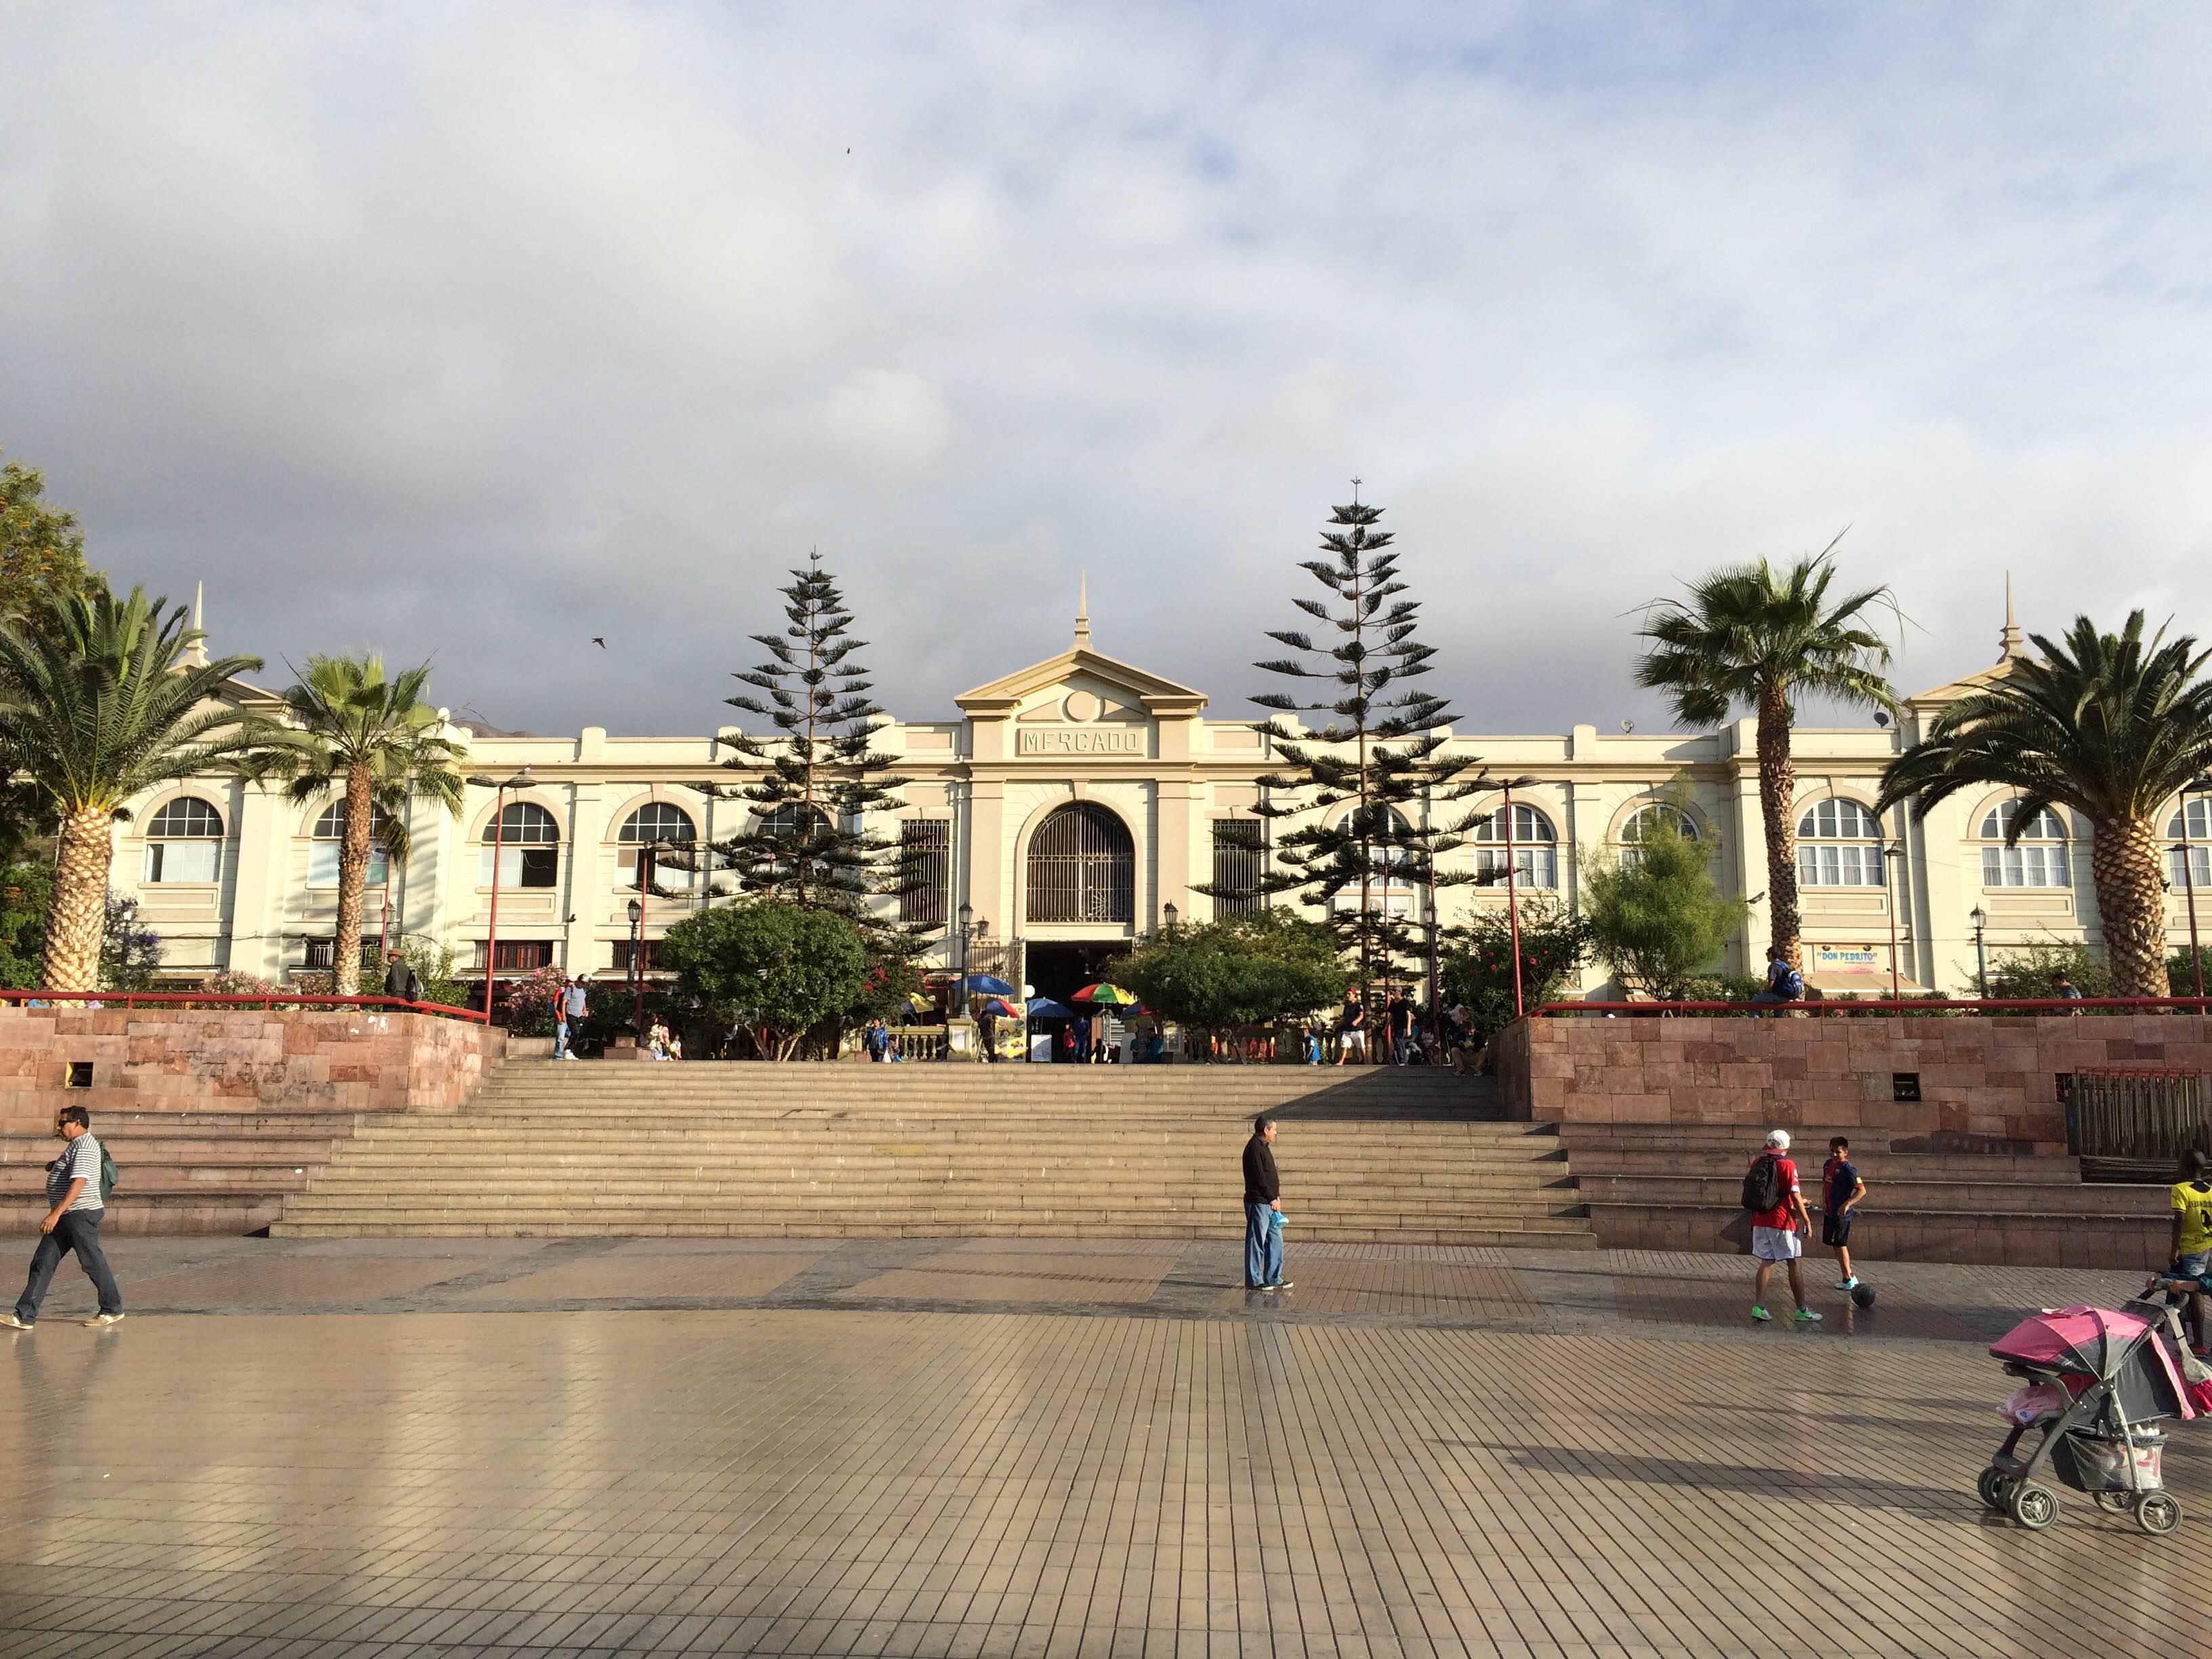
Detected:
left=1071, top=983, right=1137, bottom=1006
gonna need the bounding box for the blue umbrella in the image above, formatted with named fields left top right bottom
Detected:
left=955, top=974, right=1018, bottom=998
left=1025, top=997, right=1076, bottom=1021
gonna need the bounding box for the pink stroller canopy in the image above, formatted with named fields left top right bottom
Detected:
left=1990, top=1305, right=2197, bottom=1422
left=1990, top=1305, right=2150, bottom=1371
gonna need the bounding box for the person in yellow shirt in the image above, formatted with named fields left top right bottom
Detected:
left=2146, top=1148, right=2212, bottom=1355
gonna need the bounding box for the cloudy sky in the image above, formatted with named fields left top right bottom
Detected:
left=5, top=3, right=2211, bottom=739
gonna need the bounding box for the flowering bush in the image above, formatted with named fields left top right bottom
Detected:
left=493, top=961, right=569, bottom=1035
left=197, top=969, right=278, bottom=996
left=102, top=893, right=162, bottom=991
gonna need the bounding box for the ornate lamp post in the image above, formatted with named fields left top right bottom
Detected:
left=626, top=896, right=644, bottom=1039
left=956, top=900, right=972, bottom=1019
left=1163, top=901, right=1178, bottom=934
left=1970, top=904, right=1988, bottom=1000
left=465, top=767, right=533, bottom=1021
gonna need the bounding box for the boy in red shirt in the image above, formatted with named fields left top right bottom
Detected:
left=1748, top=1129, right=1822, bottom=1324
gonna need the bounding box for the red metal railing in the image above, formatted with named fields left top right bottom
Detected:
left=0, top=987, right=491, bottom=1024
left=1533, top=995, right=2212, bottom=1018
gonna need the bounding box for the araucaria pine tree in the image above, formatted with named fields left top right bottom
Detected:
left=705, top=553, right=917, bottom=945
left=1204, top=494, right=1489, bottom=993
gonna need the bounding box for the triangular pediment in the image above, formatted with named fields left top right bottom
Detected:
left=1907, top=653, right=2025, bottom=708
left=957, top=647, right=1207, bottom=716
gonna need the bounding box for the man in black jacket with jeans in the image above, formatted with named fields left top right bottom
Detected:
left=1242, top=1115, right=1290, bottom=1292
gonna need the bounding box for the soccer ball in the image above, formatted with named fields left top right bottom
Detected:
left=1850, top=1283, right=1877, bottom=1310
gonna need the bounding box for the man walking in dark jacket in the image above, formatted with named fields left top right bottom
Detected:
left=1242, top=1115, right=1290, bottom=1292
left=382, top=948, right=422, bottom=1004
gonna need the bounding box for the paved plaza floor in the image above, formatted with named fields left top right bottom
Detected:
left=3, top=1237, right=2205, bottom=1657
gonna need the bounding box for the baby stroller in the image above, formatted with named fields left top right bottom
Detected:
left=1981, top=1300, right=2211, bottom=1533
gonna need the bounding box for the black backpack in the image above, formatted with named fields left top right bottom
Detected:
left=1742, top=1152, right=1786, bottom=1214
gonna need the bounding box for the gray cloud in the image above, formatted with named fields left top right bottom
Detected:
left=4, top=2, right=2211, bottom=740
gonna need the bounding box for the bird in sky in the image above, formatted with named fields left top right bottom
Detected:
left=592, top=637, right=607, bottom=649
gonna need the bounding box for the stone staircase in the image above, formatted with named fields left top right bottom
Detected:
left=1563, top=1123, right=2173, bottom=1270
left=1, top=1109, right=406, bottom=1235
left=271, top=1063, right=1596, bottom=1246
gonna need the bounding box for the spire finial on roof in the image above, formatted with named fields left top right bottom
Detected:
left=183, top=580, right=209, bottom=668
left=1074, top=569, right=1091, bottom=649
left=1998, top=571, right=2024, bottom=661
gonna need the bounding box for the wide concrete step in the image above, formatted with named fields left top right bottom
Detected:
left=3, top=1194, right=289, bottom=1235
left=1566, top=1146, right=2076, bottom=1183
left=1578, top=1172, right=2160, bottom=1214
left=271, top=1218, right=1600, bottom=1246
left=360, top=1142, right=1557, bottom=1162
left=1, top=1166, right=312, bottom=1194
left=0, top=1140, right=348, bottom=1168
left=1583, top=1197, right=2167, bottom=1270
left=272, top=1203, right=1593, bottom=1229
left=293, top=1181, right=1583, bottom=1211
left=317, top=1156, right=1565, bottom=1181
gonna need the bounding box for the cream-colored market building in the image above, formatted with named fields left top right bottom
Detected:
left=114, top=599, right=2211, bottom=1003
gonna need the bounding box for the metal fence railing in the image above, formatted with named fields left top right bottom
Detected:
left=0, top=987, right=491, bottom=1024
left=1532, top=996, right=2212, bottom=1019
left=2064, top=1068, right=2211, bottom=1164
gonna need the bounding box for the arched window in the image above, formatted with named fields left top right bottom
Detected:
left=1332, top=805, right=1418, bottom=914
left=1618, top=802, right=1698, bottom=867
left=2168, top=799, right=2211, bottom=891
left=143, top=797, right=224, bottom=884
left=479, top=801, right=560, bottom=888
left=1979, top=802, right=2070, bottom=889
left=1027, top=804, right=1134, bottom=924
left=1796, top=799, right=1883, bottom=887
left=1471, top=803, right=1559, bottom=889
left=619, top=803, right=697, bottom=888
left=758, top=803, right=830, bottom=840
left=310, top=801, right=391, bottom=888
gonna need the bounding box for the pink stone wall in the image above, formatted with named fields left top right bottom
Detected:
left=0, top=1006, right=506, bottom=1130
left=1499, top=1012, right=2212, bottom=1153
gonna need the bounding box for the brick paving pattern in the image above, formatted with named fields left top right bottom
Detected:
left=3, top=1237, right=2203, bottom=1657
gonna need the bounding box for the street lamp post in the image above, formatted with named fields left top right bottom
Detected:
left=1970, top=905, right=1988, bottom=1000
left=956, top=901, right=972, bottom=1021
left=1163, top=901, right=1178, bottom=934
left=465, top=768, right=533, bottom=1021
left=627, top=897, right=644, bottom=1040
left=1881, top=842, right=1906, bottom=1002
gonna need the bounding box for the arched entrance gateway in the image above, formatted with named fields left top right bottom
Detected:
left=1026, top=803, right=1134, bottom=926
left=1023, top=804, right=1136, bottom=1021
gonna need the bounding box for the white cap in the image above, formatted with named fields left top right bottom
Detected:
left=1765, top=1130, right=1791, bottom=1149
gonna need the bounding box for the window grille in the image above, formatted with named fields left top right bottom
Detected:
left=1027, top=804, right=1134, bottom=924
left=900, top=819, right=951, bottom=927
left=1210, top=819, right=1264, bottom=914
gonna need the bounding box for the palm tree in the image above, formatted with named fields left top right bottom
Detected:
left=1635, top=543, right=1900, bottom=970
left=0, top=588, right=268, bottom=990
left=1879, top=612, right=2212, bottom=997
left=259, top=654, right=467, bottom=994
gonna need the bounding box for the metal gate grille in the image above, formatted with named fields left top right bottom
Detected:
left=2064, top=1068, right=2210, bottom=1171
left=1027, top=804, right=1134, bottom=924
